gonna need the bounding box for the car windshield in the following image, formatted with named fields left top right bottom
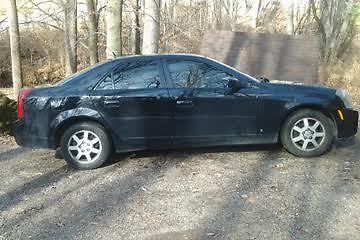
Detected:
left=207, top=57, right=261, bottom=83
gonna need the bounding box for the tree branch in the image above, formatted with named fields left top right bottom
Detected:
left=0, top=18, right=7, bottom=25
left=29, top=0, right=63, bottom=24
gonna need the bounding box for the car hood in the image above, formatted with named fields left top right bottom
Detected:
left=267, top=80, right=336, bottom=96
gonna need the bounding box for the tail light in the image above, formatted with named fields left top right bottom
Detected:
left=17, top=89, right=32, bottom=119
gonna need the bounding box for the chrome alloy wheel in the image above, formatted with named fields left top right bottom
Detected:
left=290, top=117, right=326, bottom=151
left=67, top=130, right=102, bottom=163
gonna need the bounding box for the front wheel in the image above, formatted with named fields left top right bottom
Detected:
left=60, top=122, right=112, bottom=170
left=280, top=109, right=335, bottom=157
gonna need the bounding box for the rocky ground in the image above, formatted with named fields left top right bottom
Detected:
left=0, top=136, right=359, bottom=240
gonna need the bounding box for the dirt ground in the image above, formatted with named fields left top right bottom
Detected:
left=0, top=135, right=359, bottom=240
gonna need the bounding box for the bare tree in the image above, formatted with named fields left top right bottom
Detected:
left=293, top=1, right=312, bottom=35
left=212, top=0, right=223, bottom=30
left=64, top=0, right=77, bottom=75
left=6, top=0, right=23, bottom=97
left=105, top=0, right=123, bottom=58
left=223, top=0, right=240, bottom=31
left=246, top=0, right=262, bottom=29
left=168, top=0, right=178, bottom=21
left=310, top=0, right=354, bottom=61
left=142, top=0, right=161, bottom=54
left=131, top=0, right=141, bottom=54
left=86, top=0, right=99, bottom=65
left=286, top=0, right=294, bottom=35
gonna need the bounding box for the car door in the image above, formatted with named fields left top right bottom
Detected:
left=91, top=59, right=172, bottom=150
left=163, top=59, right=261, bottom=146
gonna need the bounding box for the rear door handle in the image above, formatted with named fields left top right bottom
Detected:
left=104, top=99, right=120, bottom=105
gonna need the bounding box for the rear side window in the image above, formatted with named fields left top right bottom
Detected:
left=167, top=60, right=236, bottom=88
left=97, top=74, right=113, bottom=90
left=96, top=60, right=162, bottom=90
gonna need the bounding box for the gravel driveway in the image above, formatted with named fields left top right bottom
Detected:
left=0, top=137, right=359, bottom=240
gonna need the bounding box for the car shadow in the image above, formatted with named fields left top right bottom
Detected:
left=333, top=136, right=357, bottom=149
left=53, top=137, right=356, bottom=168
left=0, top=147, right=32, bottom=162
left=104, top=143, right=284, bottom=166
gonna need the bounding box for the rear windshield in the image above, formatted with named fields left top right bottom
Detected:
left=57, top=60, right=120, bottom=90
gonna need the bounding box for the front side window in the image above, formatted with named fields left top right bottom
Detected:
left=167, top=60, right=236, bottom=88
left=97, top=60, right=162, bottom=90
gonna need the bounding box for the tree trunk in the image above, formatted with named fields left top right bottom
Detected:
left=86, top=0, right=99, bottom=65
left=287, top=0, right=295, bottom=35
left=142, top=0, right=161, bottom=54
left=131, top=0, right=141, bottom=54
left=6, top=0, right=23, bottom=98
left=64, top=0, right=77, bottom=76
left=105, top=0, right=123, bottom=59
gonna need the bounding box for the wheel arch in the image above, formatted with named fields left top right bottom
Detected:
left=54, top=116, right=114, bottom=148
left=278, top=104, right=337, bottom=141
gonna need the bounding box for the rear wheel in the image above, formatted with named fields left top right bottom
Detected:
left=60, top=122, right=112, bottom=170
left=280, top=109, right=335, bottom=157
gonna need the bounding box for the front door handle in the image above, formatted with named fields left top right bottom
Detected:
left=176, top=100, right=193, bottom=106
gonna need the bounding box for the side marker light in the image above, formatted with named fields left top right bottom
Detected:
left=337, top=110, right=344, bottom=121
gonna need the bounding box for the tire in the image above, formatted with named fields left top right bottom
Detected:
left=280, top=109, right=335, bottom=158
left=60, top=122, right=112, bottom=170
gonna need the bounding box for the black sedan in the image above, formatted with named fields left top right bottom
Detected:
left=14, top=54, right=358, bottom=170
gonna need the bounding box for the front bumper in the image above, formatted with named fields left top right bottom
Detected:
left=335, top=108, right=358, bottom=138
left=13, top=119, right=55, bottom=149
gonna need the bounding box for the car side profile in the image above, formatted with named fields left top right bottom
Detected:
left=14, top=54, right=358, bottom=170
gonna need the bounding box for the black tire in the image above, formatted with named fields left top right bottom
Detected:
left=60, top=122, right=112, bottom=170
left=280, top=109, right=335, bottom=158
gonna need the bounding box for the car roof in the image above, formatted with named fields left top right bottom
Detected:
left=111, top=53, right=208, bottom=62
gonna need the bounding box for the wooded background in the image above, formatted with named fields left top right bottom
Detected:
left=0, top=0, right=359, bottom=100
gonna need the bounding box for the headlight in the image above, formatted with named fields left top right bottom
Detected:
left=336, top=89, right=353, bottom=109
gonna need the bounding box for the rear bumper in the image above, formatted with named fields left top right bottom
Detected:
left=13, top=119, right=55, bottom=149
left=335, top=108, right=358, bottom=138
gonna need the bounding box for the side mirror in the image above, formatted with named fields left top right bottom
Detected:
left=258, top=76, right=270, bottom=83
left=226, top=78, right=246, bottom=95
